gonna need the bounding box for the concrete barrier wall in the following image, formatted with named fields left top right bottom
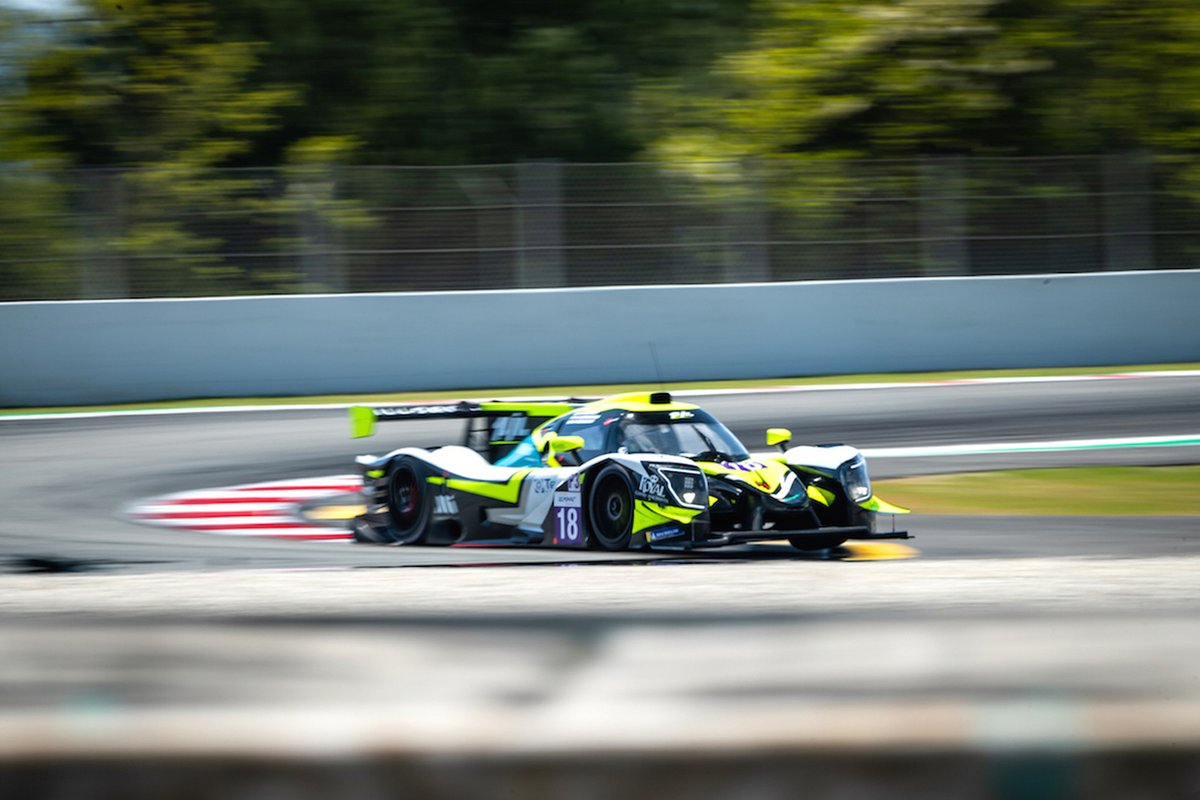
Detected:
left=2, top=270, right=1198, bottom=406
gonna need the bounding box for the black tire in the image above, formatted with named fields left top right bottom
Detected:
left=587, top=465, right=635, bottom=551
left=385, top=457, right=431, bottom=545
left=789, top=476, right=851, bottom=551
left=787, top=534, right=847, bottom=552
left=352, top=519, right=390, bottom=544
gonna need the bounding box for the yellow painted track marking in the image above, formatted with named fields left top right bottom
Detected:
left=303, top=505, right=366, bottom=521
left=840, top=541, right=919, bottom=561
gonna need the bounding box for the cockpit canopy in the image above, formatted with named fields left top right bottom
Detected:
left=496, top=405, right=751, bottom=467
left=615, top=410, right=750, bottom=461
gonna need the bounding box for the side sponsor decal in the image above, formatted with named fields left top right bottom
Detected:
left=718, top=460, right=768, bottom=472
left=490, top=414, right=530, bottom=443
left=531, top=477, right=560, bottom=495
left=637, top=473, right=669, bottom=503
left=433, top=494, right=459, bottom=516
left=647, top=525, right=685, bottom=543
left=377, top=404, right=462, bottom=417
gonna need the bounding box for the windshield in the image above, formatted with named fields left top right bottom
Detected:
left=616, top=410, right=750, bottom=461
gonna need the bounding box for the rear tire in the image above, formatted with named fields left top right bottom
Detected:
left=588, top=465, right=634, bottom=551
left=385, top=458, right=431, bottom=545
left=352, top=519, right=390, bottom=544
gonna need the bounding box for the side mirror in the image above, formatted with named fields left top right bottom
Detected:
left=547, top=434, right=585, bottom=466
left=550, top=435, right=585, bottom=455
left=766, top=428, right=791, bottom=451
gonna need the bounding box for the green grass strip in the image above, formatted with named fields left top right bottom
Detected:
left=3, top=362, right=1198, bottom=417
left=874, top=465, right=1200, bottom=516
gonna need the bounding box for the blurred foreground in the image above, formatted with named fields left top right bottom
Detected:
left=2, top=556, right=1198, bottom=798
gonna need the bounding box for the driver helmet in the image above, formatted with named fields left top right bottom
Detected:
left=623, top=423, right=677, bottom=454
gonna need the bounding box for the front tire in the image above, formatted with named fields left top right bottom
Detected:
left=787, top=534, right=846, bottom=552
left=588, top=465, right=634, bottom=551
left=790, top=476, right=852, bottom=551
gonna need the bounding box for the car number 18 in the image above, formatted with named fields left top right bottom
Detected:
left=552, top=487, right=584, bottom=547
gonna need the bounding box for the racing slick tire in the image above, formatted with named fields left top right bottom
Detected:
left=587, top=465, right=634, bottom=551
left=787, top=534, right=847, bottom=553
left=384, top=457, right=431, bottom=545
left=352, top=520, right=390, bottom=544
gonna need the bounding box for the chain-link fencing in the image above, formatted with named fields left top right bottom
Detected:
left=1, top=154, right=1194, bottom=300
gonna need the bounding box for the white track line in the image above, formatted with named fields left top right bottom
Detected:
left=3, top=370, right=1199, bottom=423
left=864, top=433, right=1200, bottom=458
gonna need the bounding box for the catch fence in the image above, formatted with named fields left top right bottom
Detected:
left=1, top=153, right=1193, bottom=300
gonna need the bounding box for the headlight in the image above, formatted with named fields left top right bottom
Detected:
left=647, top=464, right=708, bottom=509
left=839, top=455, right=873, bottom=503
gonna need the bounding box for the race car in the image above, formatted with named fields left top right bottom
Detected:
left=348, top=391, right=909, bottom=551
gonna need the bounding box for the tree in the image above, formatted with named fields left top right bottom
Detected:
left=641, top=0, right=1200, bottom=161
left=0, top=8, right=78, bottom=300
left=634, top=0, right=1200, bottom=277
left=213, top=0, right=754, bottom=164
left=4, top=0, right=300, bottom=296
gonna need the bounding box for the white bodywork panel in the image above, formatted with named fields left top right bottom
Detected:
left=775, top=444, right=862, bottom=475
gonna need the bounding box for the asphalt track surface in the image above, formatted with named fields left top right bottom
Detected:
left=3, top=374, right=1200, bottom=799
left=1, top=374, right=1198, bottom=571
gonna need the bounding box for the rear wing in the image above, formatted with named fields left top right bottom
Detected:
left=349, top=399, right=593, bottom=462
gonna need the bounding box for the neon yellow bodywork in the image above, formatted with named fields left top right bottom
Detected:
left=516, top=393, right=700, bottom=455
left=807, top=485, right=835, bottom=506
left=633, top=500, right=703, bottom=534
left=479, top=402, right=578, bottom=416
left=349, top=406, right=377, bottom=438
left=766, top=428, right=792, bottom=448
left=638, top=501, right=700, bottom=532
left=550, top=434, right=585, bottom=454
left=576, top=392, right=701, bottom=415
left=698, top=458, right=795, bottom=496
left=859, top=495, right=911, bottom=515
left=426, top=469, right=533, bottom=505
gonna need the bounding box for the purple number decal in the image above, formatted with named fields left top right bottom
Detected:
left=552, top=495, right=584, bottom=547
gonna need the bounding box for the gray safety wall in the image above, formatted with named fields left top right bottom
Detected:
left=2, top=270, right=1198, bottom=406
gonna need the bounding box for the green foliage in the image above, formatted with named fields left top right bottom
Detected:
left=16, top=1, right=297, bottom=167
left=4, top=0, right=1200, bottom=298
left=213, top=0, right=753, bottom=164
left=634, top=0, right=1200, bottom=278
left=2, top=0, right=301, bottom=298
left=2, top=0, right=753, bottom=298
left=254, top=135, right=374, bottom=293
left=641, top=0, right=1200, bottom=162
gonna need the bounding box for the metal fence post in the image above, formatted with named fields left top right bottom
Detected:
left=516, top=160, right=564, bottom=288
left=1103, top=152, right=1154, bottom=271
left=327, top=165, right=348, bottom=292
left=78, top=169, right=129, bottom=299
left=918, top=156, right=968, bottom=277
left=455, top=168, right=515, bottom=290
left=723, top=159, right=770, bottom=283
left=296, top=166, right=350, bottom=293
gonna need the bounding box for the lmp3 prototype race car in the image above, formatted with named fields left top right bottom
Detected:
left=348, top=392, right=909, bottom=552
